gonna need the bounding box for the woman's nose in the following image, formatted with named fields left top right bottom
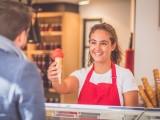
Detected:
left=95, top=43, right=101, bottom=49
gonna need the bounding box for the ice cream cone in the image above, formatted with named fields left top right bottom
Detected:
left=51, top=48, right=64, bottom=84
left=138, top=85, right=154, bottom=108
left=141, top=77, right=158, bottom=107
left=55, top=57, right=62, bottom=84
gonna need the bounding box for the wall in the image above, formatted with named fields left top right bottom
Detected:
left=135, top=0, right=160, bottom=85
left=79, top=0, right=131, bottom=65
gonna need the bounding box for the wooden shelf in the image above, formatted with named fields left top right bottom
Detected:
left=37, top=12, right=63, bottom=18
left=41, top=31, right=62, bottom=37
left=30, top=50, right=53, bottom=55
left=48, top=88, right=56, bottom=93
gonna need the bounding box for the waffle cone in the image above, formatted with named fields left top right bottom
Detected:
left=55, top=57, right=62, bottom=84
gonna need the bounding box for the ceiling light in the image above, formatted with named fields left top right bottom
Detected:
left=78, top=0, right=90, bottom=5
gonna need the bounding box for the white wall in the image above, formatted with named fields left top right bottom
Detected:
left=135, top=0, right=160, bottom=85
left=79, top=0, right=131, bottom=65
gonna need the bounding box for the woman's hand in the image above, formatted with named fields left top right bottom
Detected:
left=47, top=61, right=79, bottom=94
left=47, top=62, right=59, bottom=83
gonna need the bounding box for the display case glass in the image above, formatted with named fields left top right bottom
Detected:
left=45, top=103, right=160, bottom=120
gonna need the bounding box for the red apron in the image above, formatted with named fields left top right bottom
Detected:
left=78, top=62, right=121, bottom=106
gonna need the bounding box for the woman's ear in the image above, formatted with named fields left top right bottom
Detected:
left=111, top=42, right=116, bottom=51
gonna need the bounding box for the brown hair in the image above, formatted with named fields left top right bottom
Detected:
left=0, top=1, right=32, bottom=41
left=88, top=23, right=122, bottom=66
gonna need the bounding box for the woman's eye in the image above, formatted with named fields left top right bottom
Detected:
left=101, top=42, right=107, bottom=45
left=90, top=41, right=96, bottom=44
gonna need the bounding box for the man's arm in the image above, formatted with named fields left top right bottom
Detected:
left=16, top=61, right=46, bottom=120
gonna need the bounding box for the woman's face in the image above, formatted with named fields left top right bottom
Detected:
left=89, top=30, right=116, bottom=64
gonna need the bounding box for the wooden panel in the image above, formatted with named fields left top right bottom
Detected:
left=60, top=12, right=80, bottom=103
left=62, top=12, right=80, bottom=78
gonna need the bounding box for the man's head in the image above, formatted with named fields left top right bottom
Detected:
left=0, top=1, right=32, bottom=49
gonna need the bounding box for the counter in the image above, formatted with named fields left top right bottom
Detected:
left=45, top=103, right=160, bottom=120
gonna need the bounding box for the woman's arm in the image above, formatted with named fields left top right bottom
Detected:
left=123, top=90, right=139, bottom=106
left=52, top=76, right=79, bottom=94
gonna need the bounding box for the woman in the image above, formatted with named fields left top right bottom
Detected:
left=47, top=23, right=138, bottom=106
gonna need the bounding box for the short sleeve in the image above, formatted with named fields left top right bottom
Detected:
left=122, top=69, right=138, bottom=93
left=70, top=70, right=82, bottom=81
left=70, top=68, right=90, bottom=95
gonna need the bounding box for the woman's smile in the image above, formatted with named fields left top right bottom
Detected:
left=94, top=51, right=103, bottom=56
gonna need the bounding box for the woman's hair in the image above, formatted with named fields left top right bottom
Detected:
left=87, top=23, right=122, bottom=66
left=0, top=1, right=32, bottom=41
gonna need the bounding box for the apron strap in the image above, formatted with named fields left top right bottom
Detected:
left=111, top=62, right=117, bottom=84
left=86, top=65, right=94, bottom=83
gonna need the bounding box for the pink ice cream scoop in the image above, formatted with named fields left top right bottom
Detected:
left=51, top=48, right=64, bottom=60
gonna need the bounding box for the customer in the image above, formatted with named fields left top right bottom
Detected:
left=0, top=1, right=46, bottom=120
left=47, top=23, right=138, bottom=106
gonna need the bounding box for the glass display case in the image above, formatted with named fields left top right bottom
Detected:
left=45, top=103, right=160, bottom=120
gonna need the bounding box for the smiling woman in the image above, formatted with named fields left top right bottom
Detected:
left=47, top=22, right=139, bottom=107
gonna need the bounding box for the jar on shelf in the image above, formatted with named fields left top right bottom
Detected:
left=55, top=98, right=60, bottom=103
left=39, top=23, right=45, bottom=31
left=49, top=98, right=55, bottom=103
left=51, top=24, right=56, bottom=31
left=44, top=23, right=49, bottom=31
left=43, top=43, right=47, bottom=50
left=41, top=54, right=46, bottom=61
left=32, top=54, right=38, bottom=61
left=46, top=43, right=51, bottom=50
left=39, top=44, right=44, bottom=50
left=57, top=24, right=62, bottom=31
left=50, top=43, right=56, bottom=50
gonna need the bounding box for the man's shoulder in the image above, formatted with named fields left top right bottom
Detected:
left=12, top=57, right=37, bottom=72
left=0, top=50, right=36, bottom=71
